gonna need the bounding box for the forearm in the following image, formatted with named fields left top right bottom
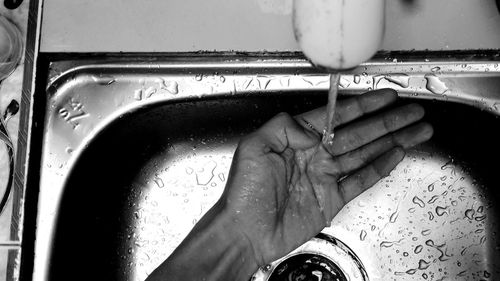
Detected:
left=146, top=201, right=258, bottom=281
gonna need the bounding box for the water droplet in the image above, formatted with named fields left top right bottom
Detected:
left=418, top=259, right=430, bottom=270
left=465, top=209, right=475, bottom=220
left=372, top=75, right=385, bottom=89
left=475, top=215, right=486, bottom=222
left=93, top=75, right=116, bottom=85
left=360, top=230, right=367, bottom=241
left=428, top=182, right=435, bottom=192
left=380, top=241, right=395, bottom=248
left=263, top=264, right=272, bottom=272
left=66, top=147, right=74, bottom=154
left=431, top=66, right=441, bottom=73
left=218, top=173, right=225, bottom=181
left=403, top=252, right=409, bottom=257
left=384, top=74, right=410, bottom=88
left=406, top=269, right=417, bottom=275
left=353, top=75, right=361, bottom=84
left=412, top=196, right=426, bottom=208
left=414, top=245, right=423, bottom=254
left=428, top=211, right=435, bottom=220
left=408, top=207, right=416, bottom=213
left=389, top=211, right=399, bottom=223
left=422, top=273, right=428, bottom=279
left=220, top=75, right=226, bottom=83
left=371, top=225, right=376, bottom=231
left=425, top=74, right=449, bottom=95
left=195, top=74, right=203, bottom=81
left=339, top=77, right=351, bottom=88
left=422, top=229, right=431, bottom=236
left=451, top=200, right=458, bottom=206
left=428, top=195, right=439, bottom=204
left=484, top=270, right=491, bottom=278
left=195, top=160, right=217, bottom=186
left=425, top=239, right=435, bottom=247
left=153, top=177, right=164, bottom=188
left=134, top=89, right=143, bottom=100
left=144, top=86, right=157, bottom=98
left=436, top=206, right=448, bottom=216
left=161, top=80, right=179, bottom=95
left=477, top=206, right=484, bottom=213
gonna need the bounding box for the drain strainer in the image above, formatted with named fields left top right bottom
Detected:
left=252, top=233, right=368, bottom=281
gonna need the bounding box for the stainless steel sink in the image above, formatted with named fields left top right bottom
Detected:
left=33, top=53, right=500, bottom=281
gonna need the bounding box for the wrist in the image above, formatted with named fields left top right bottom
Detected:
left=147, top=200, right=259, bottom=281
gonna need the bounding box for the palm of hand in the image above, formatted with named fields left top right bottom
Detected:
left=229, top=141, right=345, bottom=265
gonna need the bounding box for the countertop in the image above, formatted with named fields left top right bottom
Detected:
left=0, top=2, right=29, bottom=281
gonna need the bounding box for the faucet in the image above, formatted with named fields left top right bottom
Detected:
left=293, top=0, right=386, bottom=71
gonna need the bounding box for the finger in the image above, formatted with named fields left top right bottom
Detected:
left=338, top=147, right=405, bottom=204
left=329, top=103, right=425, bottom=155
left=295, top=88, right=398, bottom=134
left=336, top=122, right=433, bottom=175
left=251, top=112, right=319, bottom=153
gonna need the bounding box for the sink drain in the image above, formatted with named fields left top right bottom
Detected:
left=268, top=253, right=348, bottom=281
left=252, top=233, right=368, bottom=281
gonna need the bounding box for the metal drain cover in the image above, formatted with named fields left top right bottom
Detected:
left=252, top=233, right=368, bottom=281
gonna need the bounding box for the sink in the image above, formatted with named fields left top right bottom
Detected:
left=31, top=53, right=500, bottom=281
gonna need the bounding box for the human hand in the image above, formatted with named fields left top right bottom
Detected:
left=221, top=89, right=433, bottom=267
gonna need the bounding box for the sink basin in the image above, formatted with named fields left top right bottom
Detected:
left=31, top=53, right=500, bottom=281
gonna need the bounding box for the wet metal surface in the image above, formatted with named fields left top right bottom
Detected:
left=35, top=54, right=500, bottom=281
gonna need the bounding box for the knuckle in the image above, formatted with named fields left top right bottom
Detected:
left=382, top=113, right=397, bottom=131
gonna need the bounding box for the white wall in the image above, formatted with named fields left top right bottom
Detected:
left=40, top=0, right=500, bottom=52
